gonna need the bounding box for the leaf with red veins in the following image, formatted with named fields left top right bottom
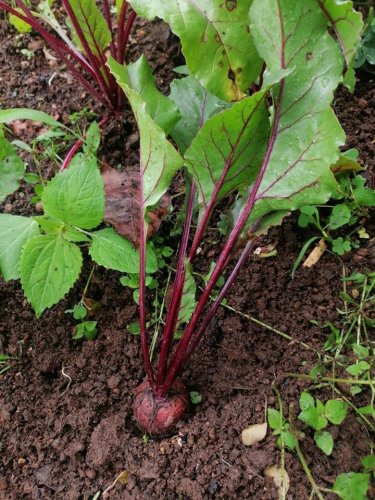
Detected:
left=318, top=0, right=363, bottom=90
left=102, top=164, right=171, bottom=247
left=234, top=0, right=346, bottom=233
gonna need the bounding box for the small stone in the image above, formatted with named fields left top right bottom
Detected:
left=85, top=469, right=96, bottom=479
left=3, top=204, right=13, bottom=213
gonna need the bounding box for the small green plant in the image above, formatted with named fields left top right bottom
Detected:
left=0, top=123, right=158, bottom=316
left=292, top=155, right=375, bottom=275
left=267, top=406, right=296, bottom=451
left=354, top=8, right=375, bottom=74
left=298, top=392, right=348, bottom=455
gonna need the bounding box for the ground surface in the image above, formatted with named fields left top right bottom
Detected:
left=0, top=15, right=374, bottom=500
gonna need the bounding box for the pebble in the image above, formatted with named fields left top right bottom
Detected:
left=85, top=468, right=96, bottom=479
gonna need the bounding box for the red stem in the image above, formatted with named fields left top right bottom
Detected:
left=183, top=238, right=257, bottom=366
left=160, top=78, right=285, bottom=396
left=102, top=0, right=116, bottom=59
left=156, top=183, right=196, bottom=388
left=61, top=0, right=114, bottom=107
left=60, top=115, right=110, bottom=171
left=116, top=1, right=128, bottom=62
left=139, top=180, right=156, bottom=390
left=0, top=1, right=109, bottom=106
left=118, top=10, right=137, bottom=64
left=158, top=0, right=287, bottom=395
left=12, top=0, right=96, bottom=79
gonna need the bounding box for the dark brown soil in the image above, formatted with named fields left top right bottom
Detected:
left=0, top=15, right=374, bottom=500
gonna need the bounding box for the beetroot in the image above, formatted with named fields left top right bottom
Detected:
left=133, top=379, right=189, bottom=437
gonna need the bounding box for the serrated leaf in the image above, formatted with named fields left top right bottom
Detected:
left=89, top=228, right=157, bottom=274
left=169, top=75, right=230, bottom=153
left=318, top=0, right=363, bottom=91
left=332, top=472, right=370, bottom=500
left=0, top=136, right=25, bottom=202
left=42, top=154, right=104, bottom=229
left=314, top=430, right=334, bottom=455
left=109, top=57, right=183, bottom=211
left=20, top=235, right=82, bottom=316
left=0, top=215, right=40, bottom=281
left=68, top=0, right=111, bottom=58
left=128, top=0, right=263, bottom=101
left=35, top=217, right=90, bottom=242
left=128, top=56, right=180, bottom=134
left=185, top=92, right=269, bottom=217
left=237, top=0, right=345, bottom=235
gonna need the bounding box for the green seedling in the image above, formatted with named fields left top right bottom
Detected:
left=298, top=392, right=348, bottom=455
left=267, top=407, right=296, bottom=451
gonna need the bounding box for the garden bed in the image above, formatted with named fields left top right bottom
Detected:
left=0, top=15, right=374, bottom=500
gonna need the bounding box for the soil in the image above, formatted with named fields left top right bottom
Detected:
left=0, top=14, right=374, bottom=500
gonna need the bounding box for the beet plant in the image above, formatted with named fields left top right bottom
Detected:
left=106, top=0, right=363, bottom=436
left=0, top=0, right=365, bottom=438
left=0, top=0, right=157, bottom=113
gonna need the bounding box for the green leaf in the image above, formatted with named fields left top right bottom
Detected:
left=35, top=217, right=90, bottom=242
left=361, top=455, right=375, bottom=473
left=268, top=408, right=283, bottom=430
left=185, top=91, right=269, bottom=215
left=357, top=406, right=375, bottom=416
left=128, top=56, right=180, bottom=134
left=89, top=228, right=157, bottom=274
left=352, top=344, right=369, bottom=359
left=84, top=122, right=100, bottom=156
left=0, top=108, right=63, bottom=129
left=318, top=0, right=363, bottom=91
left=190, top=391, right=202, bottom=404
left=169, top=75, right=229, bottom=153
left=314, top=430, right=334, bottom=455
left=299, top=392, right=315, bottom=411
left=240, top=0, right=345, bottom=234
left=325, top=400, right=348, bottom=425
left=109, top=57, right=183, bottom=211
left=346, top=360, right=370, bottom=376
left=177, top=265, right=197, bottom=326
left=332, top=237, right=351, bottom=255
left=20, top=235, right=82, bottom=317
left=42, top=155, right=104, bottom=229
left=0, top=215, right=40, bottom=281
left=73, top=321, right=98, bottom=340
left=128, top=0, right=263, bottom=101
left=329, top=204, right=352, bottom=230
left=0, top=136, right=25, bottom=202
left=68, top=0, right=111, bottom=58
left=352, top=176, right=375, bottom=207
left=72, top=304, right=87, bottom=320
left=9, top=9, right=32, bottom=33
left=282, top=430, right=296, bottom=450
left=332, top=472, right=370, bottom=500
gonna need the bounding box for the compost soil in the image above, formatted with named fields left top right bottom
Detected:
left=0, top=16, right=374, bottom=500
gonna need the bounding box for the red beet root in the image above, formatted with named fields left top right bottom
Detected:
left=133, top=379, right=189, bottom=437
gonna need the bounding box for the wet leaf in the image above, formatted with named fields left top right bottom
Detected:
left=128, top=0, right=262, bottom=101
left=101, top=164, right=171, bottom=247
